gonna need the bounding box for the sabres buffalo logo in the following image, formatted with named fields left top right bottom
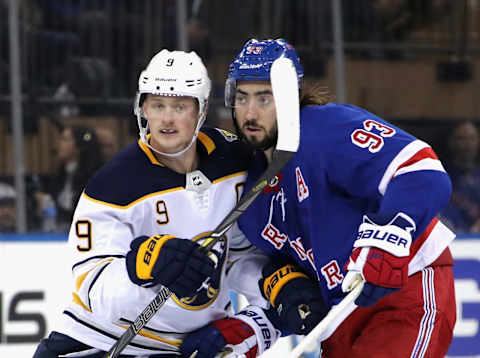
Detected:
left=171, top=232, right=227, bottom=310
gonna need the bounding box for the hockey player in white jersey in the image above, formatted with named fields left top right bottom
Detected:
left=33, top=50, right=279, bottom=357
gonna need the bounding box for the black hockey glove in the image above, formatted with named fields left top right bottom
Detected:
left=126, top=235, right=215, bottom=298
left=259, top=260, right=328, bottom=335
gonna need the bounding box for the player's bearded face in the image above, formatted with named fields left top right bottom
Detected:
left=241, top=119, right=277, bottom=150
left=235, top=82, right=278, bottom=151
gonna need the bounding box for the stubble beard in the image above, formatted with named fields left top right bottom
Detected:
left=243, top=121, right=278, bottom=151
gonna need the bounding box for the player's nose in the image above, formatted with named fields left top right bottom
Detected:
left=160, top=107, right=177, bottom=123
left=245, top=102, right=259, bottom=120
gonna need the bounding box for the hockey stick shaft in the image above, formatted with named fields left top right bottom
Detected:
left=103, top=57, right=300, bottom=358
left=290, top=275, right=365, bottom=358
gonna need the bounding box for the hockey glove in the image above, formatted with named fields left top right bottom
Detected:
left=342, top=212, right=416, bottom=307
left=259, top=261, right=327, bottom=335
left=126, top=235, right=215, bottom=298
left=180, top=305, right=279, bottom=358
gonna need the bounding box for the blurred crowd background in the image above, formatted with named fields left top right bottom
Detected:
left=1, top=0, right=480, bottom=235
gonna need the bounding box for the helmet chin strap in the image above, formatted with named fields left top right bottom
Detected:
left=138, top=112, right=206, bottom=158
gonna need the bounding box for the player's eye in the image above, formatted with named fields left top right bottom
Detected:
left=235, top=95, right=247, bottom=106
left=258, top=95, right=272, bottom=107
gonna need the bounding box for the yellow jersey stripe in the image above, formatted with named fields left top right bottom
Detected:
left=76, top=258, right=114, bottom=291
left=72, top=292, right=92, bottom=313
left=198, top=132, right=216, bottom=154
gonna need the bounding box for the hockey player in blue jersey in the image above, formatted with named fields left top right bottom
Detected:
left=227, top=39, right=456, bottom=358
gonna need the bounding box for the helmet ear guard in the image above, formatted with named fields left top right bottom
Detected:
left=224, top=78, right=237, bottom=108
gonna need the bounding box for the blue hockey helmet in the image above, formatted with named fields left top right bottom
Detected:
left=225, top=38, right=303, bottom=107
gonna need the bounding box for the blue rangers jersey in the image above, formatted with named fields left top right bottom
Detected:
left=53, top=127, right=278, bottom=356
left=238, top=103, right=455, bottom=315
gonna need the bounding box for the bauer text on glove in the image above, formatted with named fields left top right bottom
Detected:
left=342, top=212, right=416, bottom=307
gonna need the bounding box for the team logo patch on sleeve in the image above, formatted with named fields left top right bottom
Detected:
left=215, top=128, right=238, bottom=142
left=295, top=167, right=309, bottom=202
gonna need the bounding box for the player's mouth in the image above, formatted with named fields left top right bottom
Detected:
left=243, top=124, right=263, bottom=134
left=159, top=129, right=177, bottom=135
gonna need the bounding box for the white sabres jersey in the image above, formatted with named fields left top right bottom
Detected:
left=55, top=128, right=268, bottom=356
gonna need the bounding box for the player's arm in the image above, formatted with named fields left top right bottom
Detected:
left=69, top=196, right=215, bottom=322
left=125, top=234, right=216, bottom=298
left=342, top=144, right=452, bottom=306
left=315, top=109, right=452, bottom=306
left=68, top=195, right=136, bottom=318
left=72, top=236, right=215, bottom=325
left=319, top=109, right=451, bottom=233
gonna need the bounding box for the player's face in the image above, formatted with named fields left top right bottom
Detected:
left=143, top=95, right=199, bottom=154
left=234, top=81, right=277, bottom=151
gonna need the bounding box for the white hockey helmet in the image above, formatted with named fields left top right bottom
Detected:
left=134, top=49, right=211, bottom=157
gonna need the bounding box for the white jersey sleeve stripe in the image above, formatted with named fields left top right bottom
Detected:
left=408, top=220, right=455, bottom=275
left=378, top=140, right=430, bottom=195
left=394, top=158, right=446, bottom=178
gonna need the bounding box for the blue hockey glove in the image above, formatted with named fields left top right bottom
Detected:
left=126, top=235, right=215, bottom=298
left=180, top=305, right=279, bottom=358
left=259, top=261, right=327, bottom=335
left=342, top=212, right=416, bottom=307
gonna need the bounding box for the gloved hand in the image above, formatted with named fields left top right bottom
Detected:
left=259, top=261, right=327, bottom=335
left=342, top=212, right=416, bottom=307
left=180, top=306, right=279, bottom=358
left=126, top=235, right=215, bottom=298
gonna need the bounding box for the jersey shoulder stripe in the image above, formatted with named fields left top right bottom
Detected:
left=378, top=140, right=446, bottom=195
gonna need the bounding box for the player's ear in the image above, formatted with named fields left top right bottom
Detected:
left=141, top=98, right=149, bottom=119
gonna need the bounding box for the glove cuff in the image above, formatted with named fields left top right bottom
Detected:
left=235, top=305, right=280, bottom=356
left=354, top=213, right=415, bottom=257
left=262, top=264, right=308, bottom=307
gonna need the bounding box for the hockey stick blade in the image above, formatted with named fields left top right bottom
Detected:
left=271, top=56, right=300, bottom=153
left=290, top=275, right=365, bottom=358
left=103, top=57, right=300, bottom=358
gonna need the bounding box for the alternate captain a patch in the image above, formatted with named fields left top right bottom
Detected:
left=295, top=166, right=309, bottom=202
